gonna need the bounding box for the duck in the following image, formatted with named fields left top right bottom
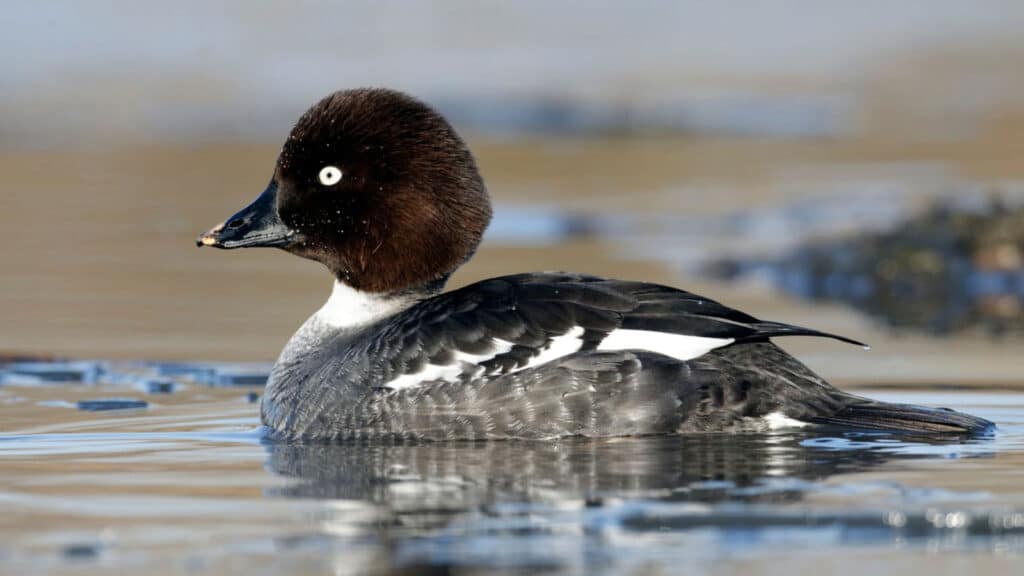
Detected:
left=197, top=88, right=994, bottom=441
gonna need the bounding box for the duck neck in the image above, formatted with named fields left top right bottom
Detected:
left=314, top=279, right=429, bottom=331
left=262, top=276, right=448, bottom=438
left=273, top=278, right=439, bottom=374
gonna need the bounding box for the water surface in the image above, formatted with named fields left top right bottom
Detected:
left=1, top=361, right=1022, bottom=575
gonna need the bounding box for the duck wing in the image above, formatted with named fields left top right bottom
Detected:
left=358, top=272, right=864, bottom=392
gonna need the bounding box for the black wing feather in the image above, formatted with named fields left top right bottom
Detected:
left=356, top=272, right=864, bottom=389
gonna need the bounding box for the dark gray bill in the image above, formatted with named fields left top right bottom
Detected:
left=197, top=180, right=294, bottom=249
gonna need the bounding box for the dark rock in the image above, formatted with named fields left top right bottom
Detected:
left=61, top=543, right=101, bottom=560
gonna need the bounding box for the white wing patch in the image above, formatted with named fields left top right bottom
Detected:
left=508, top=326, right=586, bottom=374
left=384, top=339, right=515, bottom=391
left=384, top=364, right=467, bottom=391
left=763, top=412, right=809, bottom=430
left=385, top=329, right=587, bottom=390
left=597, top=329, right=733, bottom=362
left=382, top=326, right=734, bottom=391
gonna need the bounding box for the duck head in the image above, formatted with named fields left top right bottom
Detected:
left=197, top=88, right=492, bottom=293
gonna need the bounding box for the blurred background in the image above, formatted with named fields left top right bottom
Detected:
left=2, top=0, right=1023, bottom=387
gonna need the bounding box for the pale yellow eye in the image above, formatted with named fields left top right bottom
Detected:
left=318, top=166, right=343, bottom=186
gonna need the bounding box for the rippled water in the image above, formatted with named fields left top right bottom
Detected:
left=1, top=361, right=1023, bottom=575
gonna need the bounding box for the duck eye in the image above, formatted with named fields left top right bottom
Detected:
left=318, top=166, right=343, bottom=186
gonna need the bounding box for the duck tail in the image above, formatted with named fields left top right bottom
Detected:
left=809, top=399, right=995, bottom=435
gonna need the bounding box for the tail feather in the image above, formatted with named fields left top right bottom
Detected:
left=706, top=341, right=993, bottom=436
left=809, top=401, right=995, bottom=435
left=746, top=321, right=869, bottom=348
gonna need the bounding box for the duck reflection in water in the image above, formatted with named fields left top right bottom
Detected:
left=264, top=431, right=989, bottom=512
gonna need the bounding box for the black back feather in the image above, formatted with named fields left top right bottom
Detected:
left=353, top=272, right=865, bottom=390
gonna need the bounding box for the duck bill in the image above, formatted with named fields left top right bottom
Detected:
left=197, top=181, right=295, bottom=249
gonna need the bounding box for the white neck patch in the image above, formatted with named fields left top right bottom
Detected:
left=314, top=280, right=418, bottom=330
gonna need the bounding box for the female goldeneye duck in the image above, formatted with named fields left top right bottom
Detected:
left=197, top=88, right=994, bottom=441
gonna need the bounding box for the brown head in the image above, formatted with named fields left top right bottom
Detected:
left=198, top=88, right=492, bottom=293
